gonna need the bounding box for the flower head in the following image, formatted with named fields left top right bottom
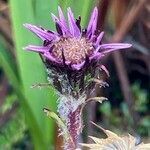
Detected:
left=24, top=7, right=131, bottom=98
left=80, top=125, right=150, bottom=150
left=24, top=7, right=132, bottom=149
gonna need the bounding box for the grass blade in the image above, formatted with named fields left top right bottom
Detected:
left=34, top=0, right=59, bottom=143
left=9, top=0, right=57, bottom=149
left=0, top=37, right=47, bottom=150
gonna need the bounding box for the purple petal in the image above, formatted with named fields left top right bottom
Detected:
left=51, top=13, right=71, bottom=36
left=89, top=51, right=103, bottom=60
left=65, top=61, right=71, bottom=65
left=100, top=65, right=110, bottom=77
left=23, top=23, right=57, bottom=41
left=58, top=6, right=68, bottom=29
left=99, top=43, right=132, bottom=54
left=67, top=7, right=81, bottom=37
left=43, top=52, right=59, bottom=63
left=24, top=45, right=50, bottom=53
left=95, top=31, right=104, bottom=46
left=89, top=35, right=97, bottom=42
left=87, top=7, right=98, bottom=37
left=71, top=61, right=85, bottom=70
left=95, top=45, right=101, bottom=53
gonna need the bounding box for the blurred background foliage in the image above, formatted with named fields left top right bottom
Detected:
left=0, top=0, right=149, bottom=149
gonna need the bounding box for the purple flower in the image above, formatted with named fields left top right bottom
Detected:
left=24, top=7, right=132, bottom=149
left=24, top=7, right=131, bottom=97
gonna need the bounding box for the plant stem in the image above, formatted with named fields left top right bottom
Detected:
left=57, top=95, right=84, bottom=150
left=67, top=107, right=82, bottom=149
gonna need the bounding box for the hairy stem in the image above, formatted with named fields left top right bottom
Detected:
left=57, top=95, right=86, bottom=150
left=57, top=95, right=85, bottom=150
left=66, top=107, right=82, bottom=149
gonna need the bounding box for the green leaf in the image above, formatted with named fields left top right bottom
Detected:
left=0, top=37, right=20, bottom=89
left=34, top=0, right=59, bottom=143
left=34, top=0, right=59, bottom=28
left=9, top=0, right=57, bottom=149
left=0, top=36, right=49, bottom=150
